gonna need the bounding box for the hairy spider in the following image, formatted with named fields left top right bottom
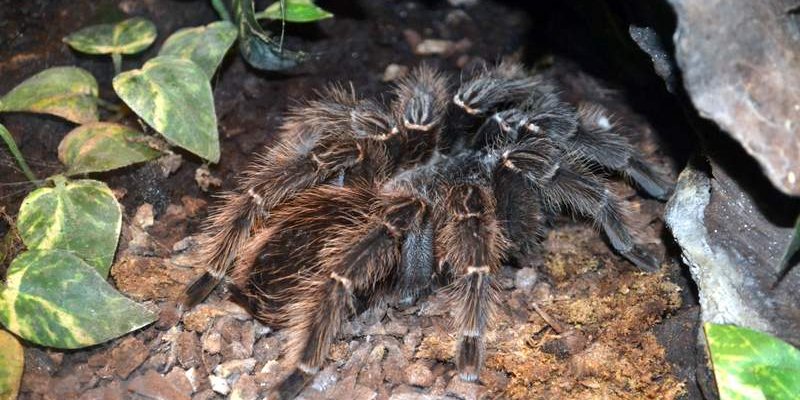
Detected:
left=183, top=61, right=672, bottom=399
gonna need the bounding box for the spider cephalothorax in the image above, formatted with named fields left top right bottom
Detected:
left=183, top=61, right=672, bottom=399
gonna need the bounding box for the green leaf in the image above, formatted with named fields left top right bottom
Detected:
left=257, top=0, right=333, bottom=23
left=233, top=0, right=307, bottom=71
left=775, top=214, right=800, bottom=285
left=0, top=123, right=38, bottom=184
left=705, top=323, right=800, bottom=400
left=0, top=330, right=23, bottom=400
left=63, top=17, right=157, bottom=55
left=158, top=21, right=238, bottom=79
left=58, top=122, right=162, bottom=175
left=0, top=67, right=98, bottom=124
left=16, top=177, right=122, bottom=276
left=113, top=56, right=220, bottom=162
left=0, top=250, right=157, bottom=349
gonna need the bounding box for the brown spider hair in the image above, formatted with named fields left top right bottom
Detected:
left=183, top=62, right=672, bottom=399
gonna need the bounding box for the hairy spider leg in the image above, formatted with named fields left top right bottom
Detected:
left=184, top=86, right=366, bottom=308
left=272, top=194, right=427, bottom=400
left=499, top=138, right=659, bottom=271
left=437, top=183, right=507, bottom=381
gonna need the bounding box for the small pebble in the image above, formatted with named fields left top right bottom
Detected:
left=515, top=267, right=539, bottom=291
left=209, top=374, right=231, bottom=395
left=405, top=362, right=435, bottom=387
left=382, top=64, right=409, bottom=82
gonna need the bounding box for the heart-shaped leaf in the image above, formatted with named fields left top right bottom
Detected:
left=0, top=249, right=157, bottom=349
left=705, top=323, right=800, bottom=400
left=233, top=0, right=307, bottom=71
left=16, top=176, right=122, bottom=276
left=58, top=122, right=162, bottom=175
left=257, top=0, right=333, bottom=23
left=63, top=17, right=157, bottom=55
left=113, top=56, right=220, bottom=162
left=0, top=67, right=98, bottom=124
left=0, top=330, right=23, bottom=400
left=159, top=21, right=238, bottom=79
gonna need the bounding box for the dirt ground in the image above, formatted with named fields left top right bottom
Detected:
left=0, top=0, right=703, bottom=399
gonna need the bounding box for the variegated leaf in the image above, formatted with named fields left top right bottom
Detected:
left=0, top=330, right=23, bottom=400
left=0, top=250, right=157, bottom=349
left=63, top=17, right=157, bottom=55
left=16, top=176, right=122, bottom=276
left=159, top=21, right=238, bottom=79
left=0, top=67, right=98, bottom=124
left=233, top=0, right=307, bottom=71
left=58, top=122, right=161, bottom=175
left=257, top=0, right=333, bottom=23
left=113, top=56, right=220, bottom=162
left=705, top=323, right=800, bottom=400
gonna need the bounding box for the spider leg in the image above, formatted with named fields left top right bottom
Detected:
left=570, top=102, right=673, bottom=200
left=397, top=217, right=435, bottom=306
left=231, top=184, right=377, bottom=326
left=493, top=165, right=545, bottom=265
left=390, top=64, right=450, bottom=167
left=500, top=141, right=659, bottom=271
left=272, top=194, right=427, bottom=399
left=183, top=88, right=366, bottom=308
left=437, top=184, right=507, bottom=381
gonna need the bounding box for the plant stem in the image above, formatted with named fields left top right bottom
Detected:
left=111, top=53, right=122, bottom=76
left=211, top=0, right=232, bottom=21
left=0, top=123, right=40, bottom=186
left=279, top=0, right=286, bottom=51
left=96, top=98, right=122, bottom=113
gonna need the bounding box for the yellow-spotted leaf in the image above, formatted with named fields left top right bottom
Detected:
left=16, top=176, right=122, bottom=276
left=58, top=122, right=161, bottom=175
left=0, top=67, right=98, bottom=124
left=0, top=330, right=23, bottom=400
left=159, top=21, right=238, bottom=79
left=705, top=323, right=800, bottom=400
left=113, top=56, right=220, bottom=162
left=63, top=17, right=156, bottom=55
left=257, top=0, right=333, bottom=23
left=233, top=0, right=307, bottom=71
left=0, top=250, right=157, bottom=349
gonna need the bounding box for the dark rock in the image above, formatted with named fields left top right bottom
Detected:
left=540, top=331, right=588, bottom=359
left=214, top=358, right=257, bottom=379
left=110, top=337, right=149, bottom=379
left=24, top=348, right=59, bottom=376
left=666, top=162, right=800, bottom=345
left=202, top=331, right=223, bottom=355
left=156, top=301, right=182, bottom=330
left=127, top=369, right=191, bottom=400
left=628, top=25, right=677, bottom=93
left=193, top=388, right=222, bottom=400
left=164, top=367, right=194, bottom=396
left=405, top=361, right=435, bottom=387
left=81, top=380, right=126, bottom=400
left=229, top=374, right=260, bottom=400
left=175, top=331, right=203, bottom=370
left=252, top=335, right=282, bottom=364
left=445, top=375, right=485, bottom=400
left=669, top=0, right=800, bottom=195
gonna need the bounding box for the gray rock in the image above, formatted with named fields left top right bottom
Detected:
left=666, top=162, right=800, bottom=345
left=669, top=0, right=800, bottom=195
left=513, top=267, right=539, bottom=291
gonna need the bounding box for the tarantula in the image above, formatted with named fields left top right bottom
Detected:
left=183, top=61, right=672, bottom=399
